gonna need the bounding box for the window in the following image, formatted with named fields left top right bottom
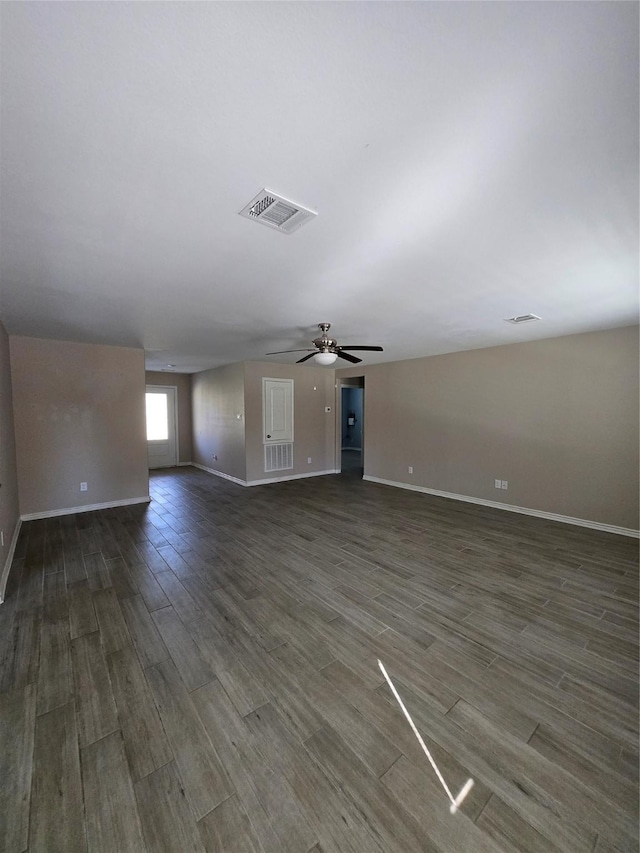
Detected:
left=145, top=392, right=168, bottom=441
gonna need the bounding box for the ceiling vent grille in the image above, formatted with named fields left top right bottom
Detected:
left=239, top=189, right=317, bottom=234
left=504, top=314, right=541, bottom=324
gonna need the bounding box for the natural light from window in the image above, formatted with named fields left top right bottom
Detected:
left=146, top=393, right=168, bottom=440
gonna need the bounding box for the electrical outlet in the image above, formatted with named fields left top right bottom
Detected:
left=307, top=457, right=312, bottom=464
left=501, top=480, right=508, bottom=490
left=494, top=479, right=501, bottom=489
left=408, top=466, right=413, bottom=474
left=80, top=482, right=88, bottom=492
left=212, top=454, right=218, bottom=461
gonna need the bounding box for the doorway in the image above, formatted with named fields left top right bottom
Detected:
left=340, top=379, right=364, bottom=478
left=145, top=386, right=178, bottom=469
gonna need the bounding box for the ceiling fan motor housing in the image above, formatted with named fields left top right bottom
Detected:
left=314, top=322, right=337, bottom=351
left=313, top=336, right=337, bottom=351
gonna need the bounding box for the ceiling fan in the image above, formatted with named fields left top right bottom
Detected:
left=266, top=323, right=383, bottom=365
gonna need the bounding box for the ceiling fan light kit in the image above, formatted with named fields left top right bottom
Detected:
left=266, top=323, right=383, bottom=366
left=314, top=351, right=338, bottom=366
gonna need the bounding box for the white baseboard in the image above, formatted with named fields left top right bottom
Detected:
left=362, top=476, right=639, bottom=539
left=20, top=495, right=151, bottom=522
left=0, top=517, right=22, bottom=604
left=341, top=447, right=362, bottom=452
left=192, top=463, right=246, bottom=486
left=193, top=462, right=340, bottom=488
left=177, top=461, right=193, bottom=467
left=247, top=469, right=340, bottom=487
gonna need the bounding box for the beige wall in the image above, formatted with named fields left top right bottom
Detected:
left=0, top=321, right=20, bottom=599
left=11, top=337, right=149, bottom=516
left=192, top=362, right=246, bottom=481
left=337, top=326, right=639, bottom=530
left=145, top=371, right=193, bottom=464
left=244, top=361, right=336, bottom=483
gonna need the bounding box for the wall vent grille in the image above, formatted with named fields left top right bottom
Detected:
left=239, top=189, right=317, bottom=234
left=265, top=442, right=294, bottom=472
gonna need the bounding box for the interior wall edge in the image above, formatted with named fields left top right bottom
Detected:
left=363, top=475, right=640, bottom=539
left=0, top=517, right=22, bottom=604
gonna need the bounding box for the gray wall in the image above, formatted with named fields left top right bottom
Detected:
left=191, top=362, right=246, bottom=481
left=10, top=337, right=149, bottom=516
left=145, top=371, right=193, bottom=464
left=0, top=321, right=20, bottom=600
left=337, top=326, right=639, bottom=530
left=6, top=323, right=633, bottom=594
left=244, top=361, right=336, bottom=483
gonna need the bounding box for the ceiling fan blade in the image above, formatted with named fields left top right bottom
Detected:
left=266, top=349, right=315, bottom=355
left=296, top=353, right=317, bottom=364
left=337, top=345, right=384, bottom=351
left=337, top=351, right=362, bottom=364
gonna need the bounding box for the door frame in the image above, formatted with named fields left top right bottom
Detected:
left=336, top=377, right=365, bottom=473
left=145, top=384, right=179, bottom=468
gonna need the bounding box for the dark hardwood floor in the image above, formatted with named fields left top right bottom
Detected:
left=1, top=466, right=638, bottom=852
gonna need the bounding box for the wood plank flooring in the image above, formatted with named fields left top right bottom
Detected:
left=0, top=466, right=638, bottom=852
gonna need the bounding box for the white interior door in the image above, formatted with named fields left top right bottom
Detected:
left=146, top=386, right=178, bottom=469
left=263, top=378, right=294, bottom=442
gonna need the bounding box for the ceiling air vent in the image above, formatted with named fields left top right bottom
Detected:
left=504, top=314, right=541, bottom=324
left=239, top=188, right=317, bottom=234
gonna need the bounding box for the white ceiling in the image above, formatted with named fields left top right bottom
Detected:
left=1, top=2, right=638, bottom=373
